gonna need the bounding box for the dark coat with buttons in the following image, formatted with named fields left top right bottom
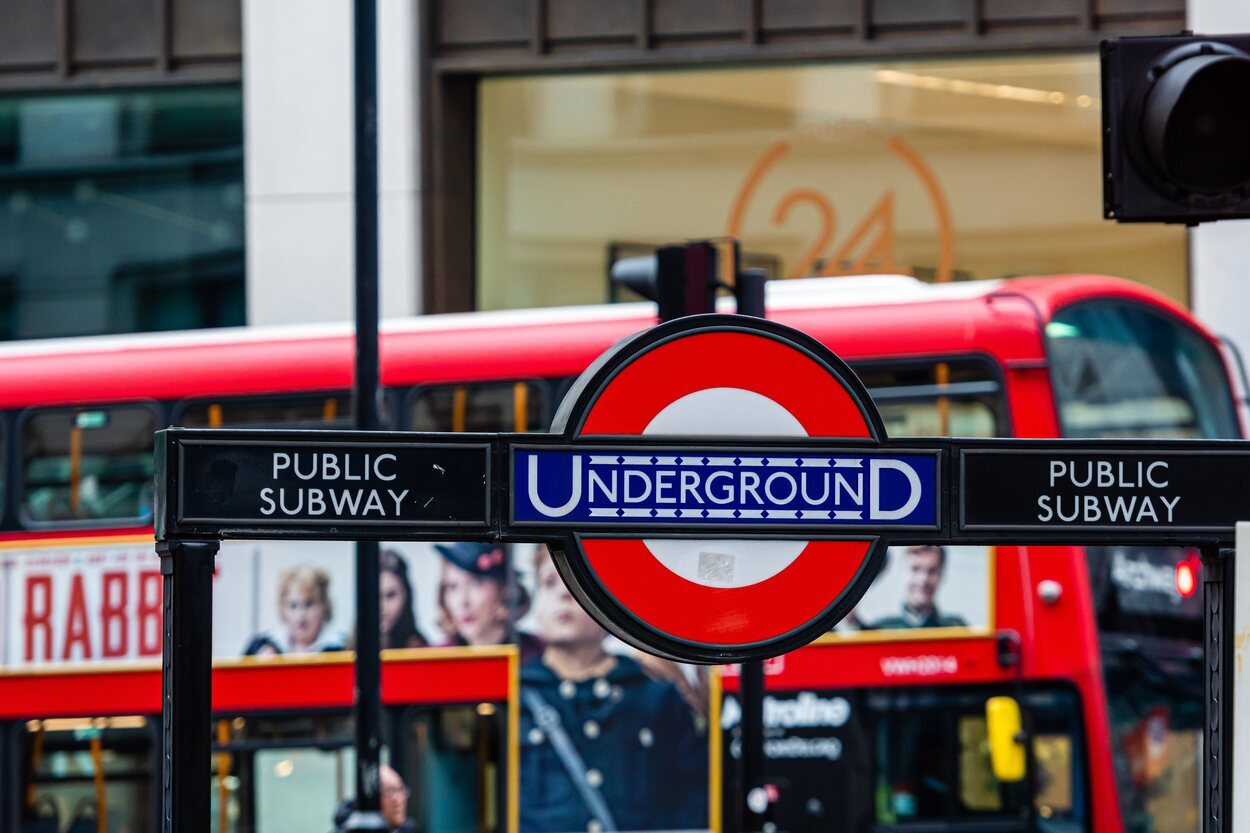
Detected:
left=519, top=654, right=708, bottom=832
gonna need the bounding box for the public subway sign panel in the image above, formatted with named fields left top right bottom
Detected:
left=156, top=315, right=1250, bottom=664
left=171, top=439, right=493, bottom=531
left=959, top=447, right=1250, bottom=534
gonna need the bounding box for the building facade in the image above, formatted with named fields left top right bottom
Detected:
left=0, top=0, right=246, bottom=338
left=3, top=0, right=1250, bottom=359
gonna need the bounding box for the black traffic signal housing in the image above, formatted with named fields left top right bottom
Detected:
left=1102, top=33, right=1250, bottom=223
left=611, top=239, right=766, bottom=323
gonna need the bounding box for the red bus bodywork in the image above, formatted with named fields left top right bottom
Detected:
left=0, top=274, right=1231, bottom=833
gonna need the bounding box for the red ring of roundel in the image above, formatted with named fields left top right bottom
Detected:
left=575, top=329, right=877, bottom=649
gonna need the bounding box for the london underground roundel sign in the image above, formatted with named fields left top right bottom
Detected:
left=514, top=314, right=935, bottom=664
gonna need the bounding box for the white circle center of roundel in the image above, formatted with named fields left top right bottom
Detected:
left=642, top=387, right=808, bottom=589
left=644, top=387, right=806, bottom=436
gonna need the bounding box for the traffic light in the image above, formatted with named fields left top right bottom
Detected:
left=1102, top=34, right=1250, bottom=223
left=611, top=239, right=766, bottom=322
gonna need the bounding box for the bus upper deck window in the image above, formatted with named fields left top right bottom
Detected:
left=855, top=358, right=1007, bottom=439
left=179, top=394, right=353, bottom=429
left=409, top=381, right=549, bottom=433
left=1047, top=301, right=1239, bottom=439
left=21, top=405, right=157, bottom=525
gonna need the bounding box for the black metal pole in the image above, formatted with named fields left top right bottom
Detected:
left=1202, top=546, right=1235, bottom=833
left=159, top=539, right=218, bottom=833
left=344, top=0, right=386, bottom=831
left=740, top=660, right=767, bottom=831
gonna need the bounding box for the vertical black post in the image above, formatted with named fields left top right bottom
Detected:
left=159, top=539, right=218, bottom=833
left=1201, top=546, right=1235, bottom=833
left=740, top=660, right=767, bottom=831
left=345, top=0, right=386, bottom=831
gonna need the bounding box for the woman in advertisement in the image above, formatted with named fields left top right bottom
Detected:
left=243, top=565, right=348, bottom=655
left=380, top=548, right=429, bottom=650
left=519, top=549, right=707, bottom=833
left=434, top=542, right=539, bottom=660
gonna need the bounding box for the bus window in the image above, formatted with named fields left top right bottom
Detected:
left=21, top=405, right=157, bottom=525
left=408, top=381, right=548, bottom=433
left=1034, top=732, right=1075, bottom=821
left=855, top=358, right=1006, bottom=438
left=179, top=394, right=352, bottom=429
left=212, top=706, right=500, bottom=833
left=395, top=704, right=505, bottom=833
left=216, top=713, right=355, bottom=833
left=1046, top=300, right=1239, bottom=439
left=869, top=686, right=1085, bottom=830
left=252, top=746, right=355, bottom=833
left=19, top=716, right=154, bottom=833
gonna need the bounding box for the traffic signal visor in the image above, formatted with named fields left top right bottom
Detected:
left=1102, top=34, right=1250, bottom=223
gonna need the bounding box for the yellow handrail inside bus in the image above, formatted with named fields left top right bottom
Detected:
left=69, top=424, right=83, bottom=517
left=936, top=362, right=950, bottom=437
left=89, top=730, right=107, bottom=833
left=216, top=719, right=232, bottom=833
left=513, top=382, right=528, bottom=433
left=323, top=397, right=338, bottom=424
left=452, top=386, right=467, bottom=433
left=26, top=722, right=45, bottom=808
left=208, top=403, right=223, bottom=428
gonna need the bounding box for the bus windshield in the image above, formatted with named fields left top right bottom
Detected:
left=1045, top=300, right=1239, bottom=439
left=724, top=683, right=1087, bottom=833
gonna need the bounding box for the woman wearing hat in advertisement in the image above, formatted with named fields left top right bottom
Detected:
left=520, top=549, right=707, bottom=833
left=435, top=541, right=541, bottom=662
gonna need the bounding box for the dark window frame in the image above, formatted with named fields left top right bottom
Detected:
left=11, top=715, right=162, bottom=833
left=849, top=352, right=1012, bottom=439
left=404, top=378, right=555, bottom=434
left=174, top=390, right=359, bottom=431
left=16, top=400, right=163, bottom=531
left=864, top=680, right=1091, bottom=833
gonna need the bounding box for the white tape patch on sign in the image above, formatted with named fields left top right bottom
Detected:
left=642, top=386, right=808, bottom=588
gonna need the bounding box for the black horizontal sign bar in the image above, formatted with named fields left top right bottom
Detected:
left=156, top=430, right=1250, bottom=545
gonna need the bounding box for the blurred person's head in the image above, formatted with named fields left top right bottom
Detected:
left=276, top=566, right=331, bottom=650
left=902, top=546, right=946, bottom=615
left=380, top=765, right=410, bottom=828
left=532, top=549, right=604, bottom=651
left=435, top=542, right=527, bottom=646
left=380, top=549, right=426, bottom=649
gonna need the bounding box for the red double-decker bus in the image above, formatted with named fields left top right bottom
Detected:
left=0, top=273, right=1238, bottom=833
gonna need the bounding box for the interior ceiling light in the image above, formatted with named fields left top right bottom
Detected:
left=875, top=69, right=1095, bottom=108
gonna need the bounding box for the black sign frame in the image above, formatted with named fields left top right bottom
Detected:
left=158, top=430, right=1250, bottom=547
left=154, top=312, right=1246, bottom=833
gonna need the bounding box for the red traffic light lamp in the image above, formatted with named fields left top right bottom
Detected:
left=1102, top=34, right=1250, bottom=224
left=1175, top=554, right=1200, bottom=598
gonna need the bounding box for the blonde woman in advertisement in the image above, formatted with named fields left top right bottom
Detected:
left=243, top=565, right=347, bottom=655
